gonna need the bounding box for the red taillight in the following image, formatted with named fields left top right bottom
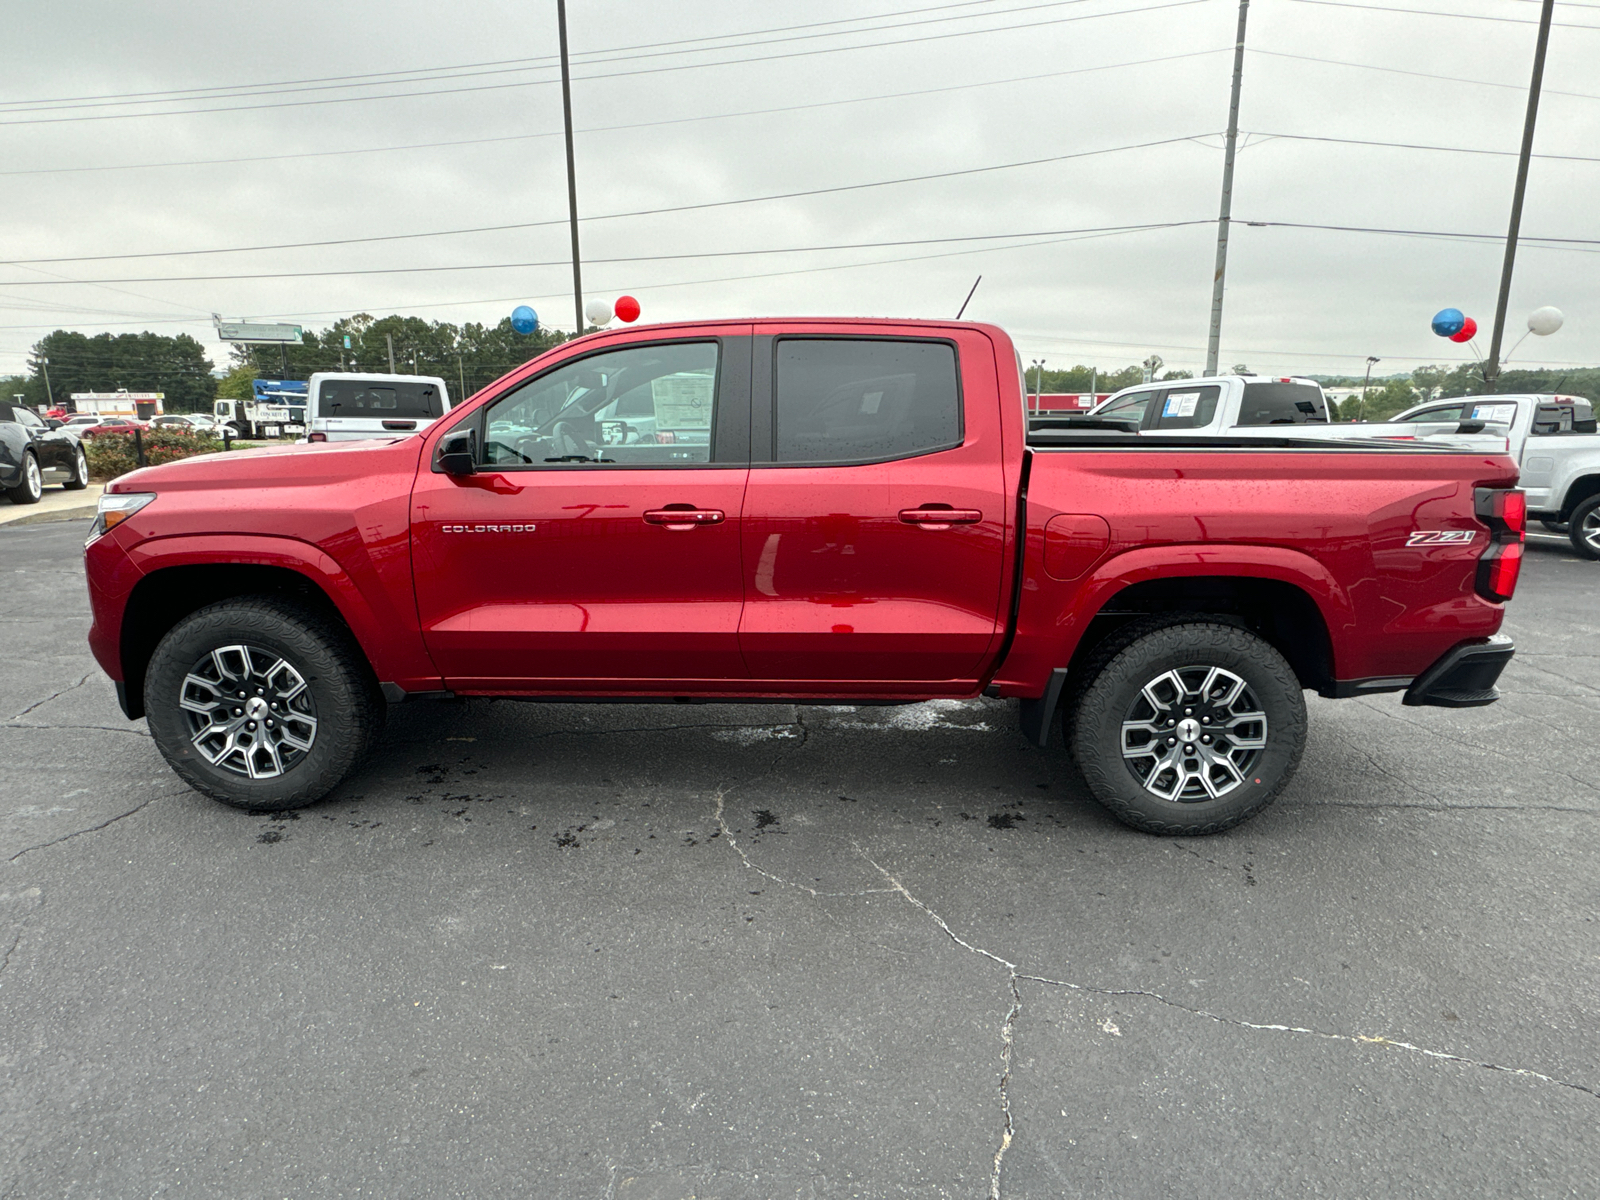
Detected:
left=1474, top=487, right=1526, bottom=602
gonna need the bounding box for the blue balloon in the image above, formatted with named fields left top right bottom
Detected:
left=1431, top=308, right=1465, bottom=337
left=511, top=305, right=539, bottom=335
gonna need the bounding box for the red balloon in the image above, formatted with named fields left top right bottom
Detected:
left=1449, top=316, right=1478, bottom=343
left=614, top=295, right=641, bottom=323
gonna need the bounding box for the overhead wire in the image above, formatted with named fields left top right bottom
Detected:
left=1286, top=0, right=1600, bottom=27
left=0, top=0, right=1215, bottom=126
left=1247, top=47, right=1600, bottom=102
left=0, top=48, right=1231, bottom=179
left=1244, top=128, right=1600, bottom=163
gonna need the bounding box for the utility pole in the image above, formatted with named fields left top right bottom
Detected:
left=40, top=356, right=54, bottom=407
left=557, top=0, right=584, bottom=334
left=1205, top=0, right=1250, bottom=377
left=458, top=355, right=467, bottom=400
left=386, top=334, right=396, bottom=375
left=1360, top=356, right=1379, bottom=421
left=1484, top=0, right=1555, bottom=395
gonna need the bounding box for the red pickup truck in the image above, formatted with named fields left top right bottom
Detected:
left=83, top=319, right=1525, bottom=835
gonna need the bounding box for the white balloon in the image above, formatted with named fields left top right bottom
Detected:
left=585, top=298, right=613, bottom=325
left=1527, top=306, right=1564, bottom=336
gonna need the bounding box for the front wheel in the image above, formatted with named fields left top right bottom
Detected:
left=1069, top=622, right=1307, bottom=835
left=1568, top=495, right=1600, bottom=561
left=5, top=452, right=43, bottom=504
left=144, top=597, right=384, bottom=811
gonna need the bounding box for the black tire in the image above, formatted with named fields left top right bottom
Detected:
left=1539, top=519, right=1568, bottom=534
left=62, top=443, right=89, bottom=490
left=5, top=452, right=43, bottom=505
left=144, top=597, right=384, bottom=811
left=1069, top=622, right=1306, bottom=835
left=1568, top=495, right=1600, bottom=561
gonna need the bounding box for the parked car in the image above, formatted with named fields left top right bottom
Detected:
left=73, top=417, right=148, bottom=440
left=85, top=318, right=1523, bottom=835
left=150, top=414, right=219, bottom=433
left=1, top=399, right=90, bottom=503
left=305, top=372, right=451, bottom=442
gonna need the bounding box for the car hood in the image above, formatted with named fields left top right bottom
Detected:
left=106, top=436, right=423, bottom=495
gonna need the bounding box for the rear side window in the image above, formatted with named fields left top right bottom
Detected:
left=1151, top=385, right=1221, bottom=430
left=1236, top=383, right=1327, bottom=426
left=319, top=380, right=443, bottom=420
left=774, top=339, right=961, bottom=464
left=1469, top=401, right=1518, bottom=427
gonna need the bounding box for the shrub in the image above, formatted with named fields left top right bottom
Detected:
left=85, top=427, right=225, bottom=482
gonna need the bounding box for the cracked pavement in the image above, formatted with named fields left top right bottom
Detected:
left=1, top=518, right=1596, bottom=1198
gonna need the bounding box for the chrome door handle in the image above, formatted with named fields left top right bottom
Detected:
left=644, top=507, right=725, bottom=529
left=899, top=507, right=982, bottom=528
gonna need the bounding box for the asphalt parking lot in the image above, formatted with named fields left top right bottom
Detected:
left=2, top=518, right=1595, bottom=1199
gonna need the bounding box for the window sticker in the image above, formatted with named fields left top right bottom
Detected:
left=1470, top=402, right=1517, bottom=425
left=1163, top=392, right=1201, bottom=418
left=861, top=390, right=883, bottom=415
left=651, top=374, right=714, bottom=429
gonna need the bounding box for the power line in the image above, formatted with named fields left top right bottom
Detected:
left=0, top=134, right=1213, bottom=269
left=0, top=0, right=1215, bottom=126
left=0, top=219, right=1212, bottom=289
left=0, top=48, right=1229, bottom=179
left=1247, top=47, right=1600, bottom=102
left=1245, top=128, right=1600, bottom=163
left=1238, top=217, right=1600, bottom=249
left=0, top=0, right=1101, bottom=115
left=1286, top=0, right=1600, bottom=27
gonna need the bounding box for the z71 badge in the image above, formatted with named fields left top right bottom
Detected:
left=1407, top=530, right=1475, bottom=546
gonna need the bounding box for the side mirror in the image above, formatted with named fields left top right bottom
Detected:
left=437, top=428, right=476, bottom=476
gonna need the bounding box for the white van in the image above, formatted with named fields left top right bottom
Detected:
left=305, top=373, right=451, bottom=442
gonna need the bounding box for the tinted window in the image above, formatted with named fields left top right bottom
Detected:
left=774, top=339, right=960, bottom=464
left=1396, top=404, right=1466, bottom=423
left=0, top=403, right=13, bottom=423
left=319, top=380, right=443, bottom=420
left=15, top=408, right=44, bottom=429
left=1236, top=383, right=1328, bottom=426
left=1532, top=404, right=1572, bottom=434
left=1151, top=385, right=1221, bottom=430
left=1099, top=390, right=1155, bottom=424
left=479, top=340, right=718, bottom=467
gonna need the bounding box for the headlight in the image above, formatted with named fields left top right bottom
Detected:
left=88, top=491, right=156, bottom=542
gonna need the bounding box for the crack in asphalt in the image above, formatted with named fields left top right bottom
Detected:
left=1354, top=698, right=1600, bottom=798
left=2, top=722, right=150, bottom=737
left=1305, top=799, right=1599, bottom=816
left=7, top=793, right=166, bottom=863
left=0, top=887, right=44, bottom=983
left=9, top=673, right=91, bottom=720
left=1015, top=970, right=1600, bottom=1100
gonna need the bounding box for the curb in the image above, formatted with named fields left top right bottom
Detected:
left=0, top=505, right=98, bottom=528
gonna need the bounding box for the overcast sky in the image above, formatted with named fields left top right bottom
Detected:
left=3, top=0, right=1597, bottom=381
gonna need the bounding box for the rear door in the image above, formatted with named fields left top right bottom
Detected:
left=411, top=330, right=753, bottom=690
left=736, top=328, right=1009, bottom=686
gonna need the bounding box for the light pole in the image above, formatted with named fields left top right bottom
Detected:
left=1030, top=359, right=1045, bottom=414
left=557, top=0, right=584, bottom=334
left=1360, top=356, right=1379, bottom=421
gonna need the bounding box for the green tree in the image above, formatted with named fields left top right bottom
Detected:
left=1354, top=378, right=1421, bottom=421
left=214, top=364, right=257, bottom=401
left=23, top=330, right=215, bottom=412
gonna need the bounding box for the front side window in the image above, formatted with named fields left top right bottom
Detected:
left=1099, top=390, right=1155, bottom=424
left=319, top=380, right=443, bottom=420
left=15, top=408, right=44, bottom=429
left=1395, top=404, right=1465, bottom=424
left=774, top=338, right=960, bottom=464
left=1236, top=383, right=1328, bottom=426
left=478, top=340, right=719, bottom=467
left=1151, top=385, right=1221, bottom=430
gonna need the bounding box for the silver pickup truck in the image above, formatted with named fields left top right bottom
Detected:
left=1071, top=379, right=1600, bottom=559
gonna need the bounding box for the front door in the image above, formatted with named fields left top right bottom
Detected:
left=737, top=332, right=1009, bottom=688
left=411, top=331, right=752, bottom=691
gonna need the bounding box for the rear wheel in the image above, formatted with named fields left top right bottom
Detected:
left=5, top=452, right=42, bottom=504
left=144, top=597, right=384, bottom=811
left=63, top=444, right=89, bottom=490
left=1069, top=622, right=1306, bottom=835
left=1568, top=495, right=1600, bottom=561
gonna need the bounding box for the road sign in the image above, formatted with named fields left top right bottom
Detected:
left=214, top=319, right=303, bottom=343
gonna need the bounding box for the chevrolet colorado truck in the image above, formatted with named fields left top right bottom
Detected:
left=83, top=319, right=1525, bottom=835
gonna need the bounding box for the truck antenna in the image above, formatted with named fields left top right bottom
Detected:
left=955, top=276, right=982, bottom=320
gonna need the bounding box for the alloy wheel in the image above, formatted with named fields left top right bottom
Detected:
left=1120, top=665, right=1268, bottom=802
left=179, top=644, right=318, bottom=778
left=23, top=455, right=41, bottom=500
left=1583, top=508, right=1600, bottom=555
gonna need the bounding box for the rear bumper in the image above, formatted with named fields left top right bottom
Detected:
left=1402, top=634, right=1514, bottom=708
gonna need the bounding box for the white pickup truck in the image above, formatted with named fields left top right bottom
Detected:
left=1068, top=380, right=1600, bottom=559
left=1377, top=394, right=1600, bottom=557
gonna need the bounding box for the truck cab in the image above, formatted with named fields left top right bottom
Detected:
left=1087, top=375, right=1331, bottom=432
left=306, top=373, right=451, bottom=443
